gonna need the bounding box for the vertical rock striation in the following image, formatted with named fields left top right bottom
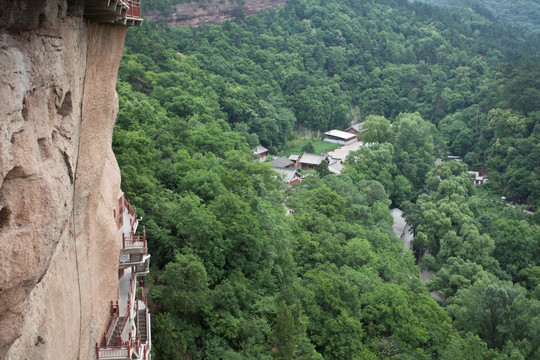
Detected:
left=0, top=1, right=127, bottom=358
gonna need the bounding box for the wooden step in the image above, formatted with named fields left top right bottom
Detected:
left=138, top=310, right=147, bottom=342
left=108, top=316, right=125, bottom=346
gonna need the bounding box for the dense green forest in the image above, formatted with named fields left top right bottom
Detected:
left=416, top=0, right=540, bottom=33
left=114, top=0, right=540, bottom=358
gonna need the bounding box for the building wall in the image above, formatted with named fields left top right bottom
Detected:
left=323, top=138, right=357, bottom=146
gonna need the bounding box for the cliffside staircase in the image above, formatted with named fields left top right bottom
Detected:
left=96, top=194, right=151, bottom=360
left=84, top=0, right=143, bottom=26
left=137, top=309, right=147, bottom=343
left=108, top=315, right=126, bottom=346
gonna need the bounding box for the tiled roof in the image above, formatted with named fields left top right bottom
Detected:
left=324, top=129, right=357, bottom=140
left=289, top=154, right=300, bottom=161
left=300, top=153, right=326, bottom=165
left=252, top=145, right=268, bottom=155
left=328, top=141, right=365, bottom=161
left=271, top=156, right=294, bottom=168
left=274, top=168, right=300, bottom=183
left=328, top=162, right=344, bottom=175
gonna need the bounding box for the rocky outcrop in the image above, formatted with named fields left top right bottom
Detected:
left=144, top=0, right=287, bottom=27
left=0, top=1, right=127, bottom=358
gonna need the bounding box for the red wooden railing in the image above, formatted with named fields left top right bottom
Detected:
left=144, top=345, right=150, bottom=359
left=133, top=332, right=142, bottom=354
left=113, top=300, right=131, bottom=346
left=96, top=332, right=140, bottom=359
left=96, top=291, right=145, bottom=358
left=136, top=296, right=140, bottom=330
left=95, top=345, right=129, bottom=359
left=122, top=227, right=146, bottom=249
left=117, top=194, right=138, bottom=230
left=126, top=0, right=141, bottom=19
left=125, top=199, right=137, bottom=224
left=130, top=214, right=137, bottom=230
left=102, top=301, right=120, bottom=347
left=141, top=292, right=147, bottom=307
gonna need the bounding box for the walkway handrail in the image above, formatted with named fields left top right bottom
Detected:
left=136, top=296, right=140, bottom=335
left=103, top=301, right=119, bottom=346
left=147, top=313, right=152, bottom=350
left=126, top=0, right=142, bottom=19
left=96, top=330, right=136, bottom=359
left=95, top=344, right=129, bottom=359
left=129, top=274, right=136, bottom=309
left=134, top=332, right=142, bottom=356
left=122, top=229, right=146, bottom=249
left=144, top=302, right=150, bottom=344
left=120, top=193, right=136, bottom=221
left=141, top=292, right=147, bottom=307
left=114, top=300, right=130, bottom=345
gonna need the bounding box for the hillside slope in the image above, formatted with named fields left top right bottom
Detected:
left=115, top=0, right=539, bottom=359
left=143, top=0, right=287, bottom=27
left=415, top=0, right=540, bottom=33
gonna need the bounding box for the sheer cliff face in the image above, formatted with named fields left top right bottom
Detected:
left=144, top=0, right=287, bottom=27
left=0, top=1, right=127, bottom=358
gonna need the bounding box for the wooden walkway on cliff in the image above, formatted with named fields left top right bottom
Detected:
left=84, top=0, right=143, bottom=26
left=96, top=194, right=151, bottom=359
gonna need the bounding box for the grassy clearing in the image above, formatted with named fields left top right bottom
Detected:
left=283, top=140, right=341, bottom=157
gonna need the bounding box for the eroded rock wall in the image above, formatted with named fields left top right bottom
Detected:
left=0, top=1, right=127, bottom=358
left=144, top=0, right=287, bottom=27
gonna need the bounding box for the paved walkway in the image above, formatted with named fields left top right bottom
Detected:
left=419, top=270, right=444, bottom=302
left=118, top=268, right=135, bottom=341
left=391, top=208, right=443, bottom=302
left=118, top=268, right=132, bottom=314
left=328, top=140, right=366, bottom=162
left=390, top=208, right=412, bottom=249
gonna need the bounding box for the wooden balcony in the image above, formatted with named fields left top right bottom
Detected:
left=133, top=256, right=150, bottom=276
left=97, top=193, right=150, bottom=359
left=126, top=0, right=142, bottom=19
left=119, top=253, right=144, bottom=269
left=117, top=194, right=138, bottom=234
left=95, top=332, right=141, bottom=359
left=84, top=0, right=143, bottom=27
left=119, top=252, right=150, bottom=274
left=120, top=227, right=147, bottom=255
left=95, top=346, right=129, bottom=360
